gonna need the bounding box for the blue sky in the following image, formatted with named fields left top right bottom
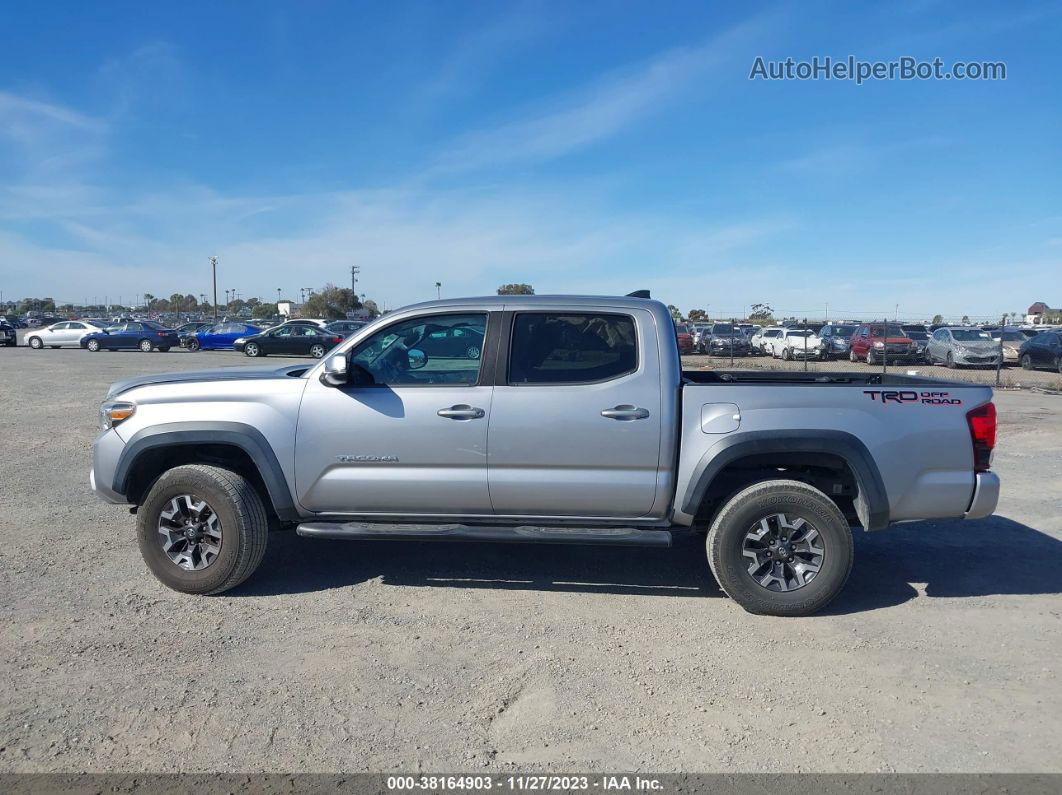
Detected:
left=0, top=0, right=1059, bottom=319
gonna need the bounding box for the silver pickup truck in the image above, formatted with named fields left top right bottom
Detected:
left=91, top=294, right=999, bottom=616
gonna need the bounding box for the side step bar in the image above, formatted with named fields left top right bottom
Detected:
left=296, top=521, right=672, bottom=547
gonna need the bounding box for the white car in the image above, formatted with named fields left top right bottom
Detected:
left=751, top=326, right=783, bottom=354
left=25, top=320, right=108, bottom=349
left=768, top=328, right=823, bottom=360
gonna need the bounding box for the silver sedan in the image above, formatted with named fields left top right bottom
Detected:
left=25, top=320, right=107, bottom=349
left=926, top=327, right=1001, bottom=368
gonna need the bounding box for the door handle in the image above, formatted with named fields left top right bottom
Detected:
left=437, top=404, right=485, bottom=420
left=600, top=405, right=650, bottom=421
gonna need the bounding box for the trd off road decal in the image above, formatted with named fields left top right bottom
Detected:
left=863, top=390, right=962, bottom=406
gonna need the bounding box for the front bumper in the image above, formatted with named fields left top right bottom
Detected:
left=90, top=429, right=128, bottom=504
left=956, top=353, right=1001, bottom=366
left=965, top=472, right=1000, bottom=519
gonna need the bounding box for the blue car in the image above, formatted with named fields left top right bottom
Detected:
left=81, top=321, right=181, bottom=352
left=186, top=321, right=263, bottom=351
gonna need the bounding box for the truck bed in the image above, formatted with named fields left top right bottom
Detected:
left=682, top=369, right=974, bottom=387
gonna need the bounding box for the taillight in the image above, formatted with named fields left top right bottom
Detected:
left=333, top=336, right=342, bottom=344
left=966, top=402, right=996, bottom=472
left=157, top=332, right=167, bottom=337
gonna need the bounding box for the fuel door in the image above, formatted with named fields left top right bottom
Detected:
left=701, top=403, right=741, bottom=434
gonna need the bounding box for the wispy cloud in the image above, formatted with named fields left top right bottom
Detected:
left=0, top=91, right=106, bottom=136
left=429, top=14, right=773, bottom=174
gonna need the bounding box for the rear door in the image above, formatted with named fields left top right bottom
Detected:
left=487, top=308, right=664, bottom=518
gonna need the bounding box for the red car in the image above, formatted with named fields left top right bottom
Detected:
left=848, top=323, right=920, bottom=365
left=675, top=323, right=694, bottom=355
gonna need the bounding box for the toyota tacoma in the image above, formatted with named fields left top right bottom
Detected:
left=90, top=293, right=1000, bottom=616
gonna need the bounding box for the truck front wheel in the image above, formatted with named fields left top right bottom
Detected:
left=706, top=479, right=853, bottom=616
left=136, top=464, right=268, bottom=595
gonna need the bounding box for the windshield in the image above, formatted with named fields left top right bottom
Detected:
left=786, top=330, right=813, bottom=337
left=902, top=328, right=928, bottom=340
left=832, top=326, right=856, bottom=338
left=710, top=324, right=734, bottom=334
left=951, top=329, right=992, bottom=342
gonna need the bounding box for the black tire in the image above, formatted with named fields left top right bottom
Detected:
left=244, top=342, right=260, bottom=357
left=866, top=349, right=877, bottom=365
left=706, top=479, right=853, bottom=617
left=136, top=464, right=268, bottom=595
left=849, top=350, right=858, bottom=363
left=309, top=343, right=326, bottom=359
left=1021, top=354, right=1032, bottom=370
left=781, top=347, right=791, bottom=361
left=28, top=336, right=43, bottom=349
left=188, top=338, right=201, bottom=352
left=4, top=339, right=14, bottom=347
left=86, top=339, right=101, bottom=352
left=139, top=339, right=154, bottom=352
left=946, top=352, right=956, bottom=369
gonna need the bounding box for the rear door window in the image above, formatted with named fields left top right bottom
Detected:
left=508, top=313, right=637, bottom=385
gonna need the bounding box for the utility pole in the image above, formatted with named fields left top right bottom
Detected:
left=210, top=256, right=218, bottom=321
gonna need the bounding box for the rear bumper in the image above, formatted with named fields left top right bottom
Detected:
left=965, top=472, right=1000, bottom=520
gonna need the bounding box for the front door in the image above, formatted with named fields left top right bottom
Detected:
left=295, top=311, right=495, bottom=516
left=487, top=309, right=664, bottom=518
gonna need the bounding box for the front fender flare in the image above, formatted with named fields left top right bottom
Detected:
left=113, top=421, right=298, bottom=522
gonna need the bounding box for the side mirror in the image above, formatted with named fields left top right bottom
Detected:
left=320, top=354, right=349, bottom=387
left=407, top=349, right=428, bottom=370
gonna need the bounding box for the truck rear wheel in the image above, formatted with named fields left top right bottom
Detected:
left=706, top=479, right=853, bottom=616
left=136, top=464, right=268, bottom=595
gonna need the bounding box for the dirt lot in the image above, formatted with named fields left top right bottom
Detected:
left=1, top=346, right=1060, bottom=773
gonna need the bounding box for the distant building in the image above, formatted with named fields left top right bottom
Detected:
left=1025, top=301, right=1056, bottom=325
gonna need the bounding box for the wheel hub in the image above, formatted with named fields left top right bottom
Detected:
left=742, top=512, right=825, bottom=592
left=158, top=494, right=222, bottom=571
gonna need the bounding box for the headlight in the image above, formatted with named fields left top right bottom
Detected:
left=873, top=341, right=885, bottom=348
left=100, top=400, right=135, bottom=430
left=234, top=337, right=246, bottom=344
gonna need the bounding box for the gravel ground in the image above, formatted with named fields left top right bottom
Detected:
left=0, top=346, right=1060, bottom=773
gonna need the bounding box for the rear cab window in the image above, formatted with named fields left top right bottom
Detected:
left=508, top=313, right=637, bottom=385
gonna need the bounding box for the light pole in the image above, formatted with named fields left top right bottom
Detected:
left=435, top=281, right=442, bottom=299
left=210, top=256, right=218, bottom=321
left=277, top=288, right=282, bottom=306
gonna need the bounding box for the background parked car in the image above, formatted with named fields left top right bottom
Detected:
left=81, top=321, right=180, bottom=352
left=235, top=325, right=344, bottom=358
left=26, top=320, right=109, bottom=349
left=704, top=322, right=751, bottom=357
left=769, top=328, right=822, bottom=360
left=416, top=322, right=485, bottom=359
left=817, top=323, right=857, bottom=360
left=186, top=321, right=263, bottom=351
left=990, top=329, right=1028, bottom=366
left=0, top=319, right=15, bottom=347
left=849, top=323, right=919, bottom=365
left=1017, top=329, right=1062, bottom=373
left=674, top=323, right=694, bottom=355
left=325, top=320, right=369, bottom=337
left=173, top=321, right=212, bottom=339
left=926, top=327, right=1001, bottom=369
left=901, top=325, right=931, bottom=361
left=752, top=326, right=783, bottom=354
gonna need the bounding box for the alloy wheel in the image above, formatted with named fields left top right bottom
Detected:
left=139, top=339, right=153, bottom=352
left=245, top=342, right=259, bottom=357
left=310, top=344, right=325, bottom=358
left=157, top=494, right=223, bottom=571
left=466, top=345, right=481, bottom=359
left=741, top=512, right=825, bottom=592
left=87, top=339, right=100, bottom=352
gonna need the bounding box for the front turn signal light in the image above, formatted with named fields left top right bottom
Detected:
left=100, top=401, right=136, bottom=430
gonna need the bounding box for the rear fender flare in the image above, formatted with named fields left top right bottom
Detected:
left=680, top=430, right=889, bottom=530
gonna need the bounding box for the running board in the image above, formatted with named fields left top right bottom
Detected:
left=296, top=521, right=672, bottom=547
